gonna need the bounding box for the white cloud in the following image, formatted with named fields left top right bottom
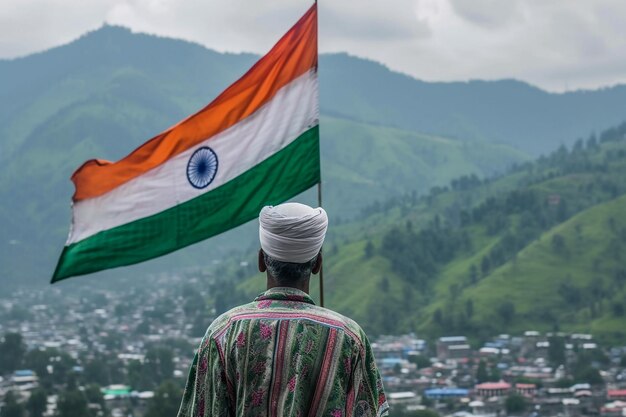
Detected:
left=1, top=0, right=626, bottom=91
left=448, top=0, right=525, bottom=29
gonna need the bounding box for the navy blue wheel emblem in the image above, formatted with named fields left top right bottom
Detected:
left=186, top=146, right=218, bottom=189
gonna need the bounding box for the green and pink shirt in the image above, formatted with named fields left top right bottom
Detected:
left=178, top=287, right=389, bottom=417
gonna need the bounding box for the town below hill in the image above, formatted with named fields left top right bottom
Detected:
left=2, top=280, right=626, bottom=417
left=375, top=332, right=626, bottom=417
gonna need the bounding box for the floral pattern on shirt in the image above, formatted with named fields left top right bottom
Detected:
left=177, top=287, right=389, bottom=417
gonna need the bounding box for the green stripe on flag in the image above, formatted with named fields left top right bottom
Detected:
left=52, top=126, right=320, bottom=283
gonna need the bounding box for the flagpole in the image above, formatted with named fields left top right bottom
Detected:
left=315, top=0, right=323, bottom=308
left=318, top=181, right=324, bottom=307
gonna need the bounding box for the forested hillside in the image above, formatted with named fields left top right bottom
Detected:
left=242, top=122, right=626, bottom=343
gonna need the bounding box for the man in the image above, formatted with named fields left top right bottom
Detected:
left=178, top=203, right=389, bottom=417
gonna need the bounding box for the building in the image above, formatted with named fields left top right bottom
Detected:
left=475, top=381, right=511, bottom=398
left=424, top=388, right=469, bottom=400
left=437, top=336, right=471, bottom=360
left=608, top=390, right=626, bottom=401
left=11, top=370, right=38, bottom=391
left=516, top=383, right=536, bottom=397
left=387, top=391, right=421, bottom=412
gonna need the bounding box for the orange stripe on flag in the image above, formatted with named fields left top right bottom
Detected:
left=72, top=4, right=317, bottom=201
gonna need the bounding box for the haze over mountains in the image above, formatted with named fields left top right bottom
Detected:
left=2, top=25, right=626, bottom=303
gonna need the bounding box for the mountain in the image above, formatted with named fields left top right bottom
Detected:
left=0, top=26, right=527, bottom=286
left=2, top=26, right=626, bottom=288
left=305, top=123, right=626, bottom=343
left=320, top=54, right=626, bottom=156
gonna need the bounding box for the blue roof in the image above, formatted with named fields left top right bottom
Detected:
left=14, top=370, right=35, bottom=376
left=424, top=388, right=469, bottom=397
left=381, top=358, right=404, bottom=364
left=439, top=336, right=467, bottom=343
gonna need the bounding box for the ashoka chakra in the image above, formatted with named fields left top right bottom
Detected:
left=186, top=146, right=218, bottom=189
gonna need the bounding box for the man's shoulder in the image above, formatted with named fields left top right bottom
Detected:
left=307, top=305, right=367, bottom=339
left=204, top=299, right=368, bottom=347
left=204, top=301, right=258, bottom=336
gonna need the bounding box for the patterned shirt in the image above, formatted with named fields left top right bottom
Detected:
left=178, top=287, right=389, bottom=417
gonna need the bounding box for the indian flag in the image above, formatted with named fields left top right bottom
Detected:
left=52, top=4, right=319, bottom=283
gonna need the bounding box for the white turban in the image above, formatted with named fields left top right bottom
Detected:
left=259, top=203, right=328, bottom=263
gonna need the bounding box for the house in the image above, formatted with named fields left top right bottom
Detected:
left=424, top=388, right=469, bottom=400
left=608, top=390, right=626, bottom=401
left=387, top=391, right=421, bottom=411
left=475, top=381, right=511, bottom=398
left=437, top=337, right=471, bottom=360
left=516, top=383, right=536, bottom=397
left=11, top=370, right=38, bottom=391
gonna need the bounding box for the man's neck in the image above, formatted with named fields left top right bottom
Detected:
left=266, top=276, right=310, bottom=294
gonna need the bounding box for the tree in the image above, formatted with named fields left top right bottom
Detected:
left=83, top=355, right=110, bottom=386
left=480, top=256, right=491, bottom=276
left=573, top=352, right=605, bottom=385
left=551, top=234, right=566, bottom=254
left=379, top=276, right=390, bottom=293
left=408, top=354, right=431, bottom=369
left=84, top=384, right=106, bottom=415
left=144, top=380, right=184, bottom=417
left=468, top=264, right=478, bottom=284
left=449, top=284, right=460, bottom=301
left=433, top=309, right=443, bottom=326
left=36, top=349, right=76, bottom=386
left=505, top=394, right=527, bottom=414
left=548, top=336, right=566, bottom=367
left=0, top=391, right=25, bottom=417
left=497, top=301, right=515, bottom=324
left=555, top=377, right=574, bottom=388
left=465, top=298, right=474, bottom=319
left=26, top=389, right=47, bottom=417
left=147, top=347, right=175, bottom=382
left=559, top=281, right=582, bottom=307
left=56, top=389, right=89, bottom=417
left=182, top=290, right=206, bottom=318
left=460, top=210, right=471, bottom=227
left=574, top=366, right=603, bottom=385
left=489, top=366, right=501, bottom=382
left=476, top=360, right=489, bottom=383
left=586, top=134, right=598, bottom=150
left=128, top=360, right=151, bottom=391
left=364, top=240, right=375, bottom=259
left=136, top=320, right=152, bottom=335
left=0, top=332, right=26, bottom=374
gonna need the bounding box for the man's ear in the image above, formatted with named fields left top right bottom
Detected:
left=258, top=249, right=267, bottom=273
left=312, top=252, right=323, bottom=274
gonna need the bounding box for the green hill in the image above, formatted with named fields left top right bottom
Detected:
left=454, top=194, right=626, bottom=340
left=259, top=123, right=626, bottom=343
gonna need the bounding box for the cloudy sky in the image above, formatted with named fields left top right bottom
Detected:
left=2, top=0, right=626, bottom=92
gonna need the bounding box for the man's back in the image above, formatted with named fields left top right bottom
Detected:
left=178, top=287, right=388, bottom=417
